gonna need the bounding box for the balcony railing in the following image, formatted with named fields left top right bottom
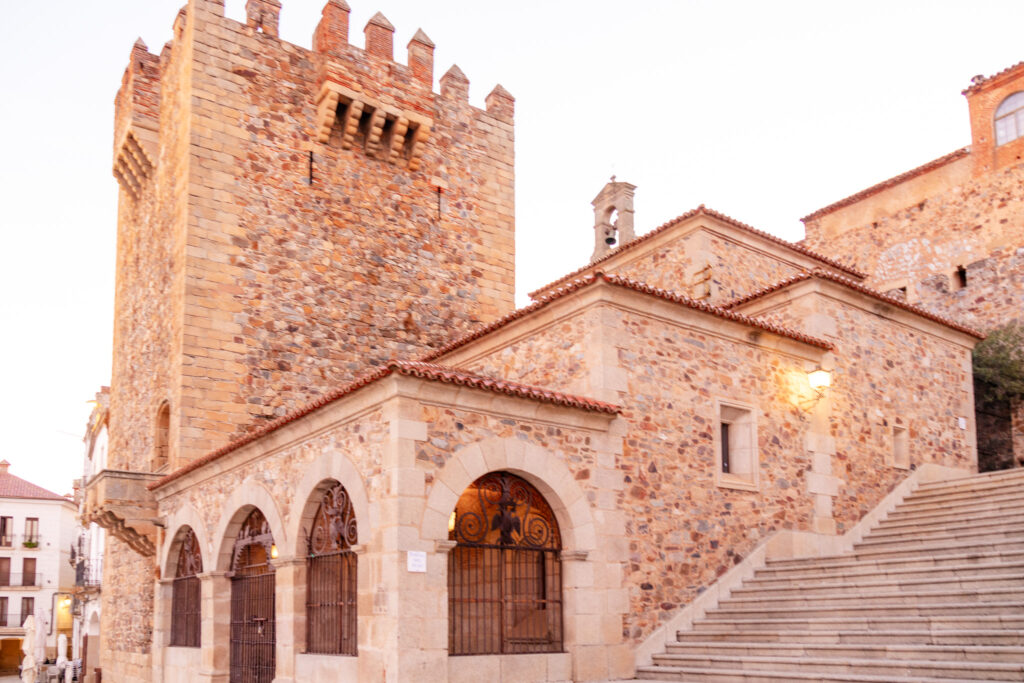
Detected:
left=75, top=562, right=102, bottom=588
left=0, top=612, right=34, bottom=628
left=0, top=534, right=42, bottom=549
left=0, top=573, right=38, bottom=588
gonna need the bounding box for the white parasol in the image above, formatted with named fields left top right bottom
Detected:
left=21, top=614, right=37, bottom=683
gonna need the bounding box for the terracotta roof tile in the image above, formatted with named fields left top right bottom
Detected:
left=800, top=148, right=969, bottom=222
left=528, top=205, right=865, bottom=299
left=425, top=272, right=833, bottom=365
left=962, top=61, right=1024, bottom=95
left=149, top=361, right=619, bottom=491
left=0, top=469, right=70, bottom=502
left=725, top=269, right=986, bottom=339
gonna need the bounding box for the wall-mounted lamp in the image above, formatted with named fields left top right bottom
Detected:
left=808, top=368, right=832, bottom=393
left=800, top=366, right=832, bottom=411
left=448, top=511, right=457, bottom=533
left=270, top=543, right=279, bottom=560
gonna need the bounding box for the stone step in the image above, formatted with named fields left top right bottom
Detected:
left=645, top=653, right=1024, bottom=681
left=871, top=513, right=1024, bottom=537
left=636, top=662, right=1012, bottom=682
left=761, top=549, right=1024, bottom=575
left=854, top=524, right=1024, bottom=550
left=703, top=600, right=1024, bottom=621
left=847, top=538, right=1024, bottom=562
left=914, top=470, right=1024, bottom=495
left=738, top=571, right=1024, bottom=596
left=889, top=492, right=1024, bottom=517
left=909, top=481, right=1024, bottom=505
left=724, top=584, right=1024, bottom=606
left=692, top=615, right=1024, bottom=632
left=673, top=629, right=1024, bottom=646
left=664, top=641, right=1024, bottom=663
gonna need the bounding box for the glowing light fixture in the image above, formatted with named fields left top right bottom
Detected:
left=448, top=511, right=457, bottom=533
left=270, top=543, right=279, bottom=560
left=808, top=368, right=832, bottom=391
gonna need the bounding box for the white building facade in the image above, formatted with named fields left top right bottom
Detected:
left=0, top=460, right=77, bottom=672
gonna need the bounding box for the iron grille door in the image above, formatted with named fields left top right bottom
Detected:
left=230, top=572, right=276, bottom=683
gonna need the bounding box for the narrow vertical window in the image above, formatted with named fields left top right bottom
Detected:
left=954, top=266, right=968, bottom=291
left=24, top=518, right=39, bottom=546
left=153, top=402, right=170, bottom=471
left=716, top=402, right=759, bottom=490
left=0, top=517, right=12, bottom=547
left=0, top=558, right=9, bottom=586
left=720, top=422, right=731, bottom=473
left=170, top=527, right=203, bottom=647
left=306, top=483, right=358, bottom=656
left=893, top=425, right=910, bottom=469
left=0, top=597, right=7, bottom=627
left=22, top=558, right=36, bottom=586
left=20, top=597, right=33, bottom=626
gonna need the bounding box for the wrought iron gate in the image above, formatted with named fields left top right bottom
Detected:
left=229, top=509, right=276, bottom=683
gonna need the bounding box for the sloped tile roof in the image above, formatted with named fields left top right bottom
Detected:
left=149, top=361, right=619, bottom=491
left=528, top=205, right=865, bottom=299
left=424, top=271, right=833, bottom=364
left=0, top=468, right=70, bottom=502
left=961, top=61, right=1024, bottom=95
left=800, top=148, right=970, bottom=222
left=725, top=269, right=986, bottom=339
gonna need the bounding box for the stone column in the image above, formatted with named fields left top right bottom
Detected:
left=151, top=578, right=174, bottom=683
left=270, top=556, right=304, bottom=683
left=196, top=571, right=230, bottom=683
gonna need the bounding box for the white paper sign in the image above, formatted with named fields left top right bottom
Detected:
left=958, top=416, right=967, bottom=430
left=407, top=550, right=427, bottom=573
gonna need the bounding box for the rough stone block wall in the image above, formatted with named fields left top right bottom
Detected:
left=802, top=162, right=1024, bottom=334
left=100, top=537, right=153, bottom=678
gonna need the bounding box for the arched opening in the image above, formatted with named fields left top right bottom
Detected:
left=229, top=508, right=276, bottom=682
left=170, top=527, right=202, bottom=647
left=153, top=402, right=170, bottom=472
left=448, top=471, right=562, bottom=655
left=995, top=91, right=1024, bottom=146
left=305, top=482, right=358, bottom=656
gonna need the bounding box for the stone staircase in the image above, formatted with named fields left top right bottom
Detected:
left=636, top=468, right=1024, bottom=682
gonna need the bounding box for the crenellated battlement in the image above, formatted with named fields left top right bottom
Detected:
left=112, top=38, right=161, bottom=198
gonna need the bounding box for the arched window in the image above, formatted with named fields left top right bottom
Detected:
left=306, top=483, right=358, bottom=655
left=229, top=509, right=275, bottom=683
left=995, top=92, right=1024, bottom=146
left=448, top=471, right=562, bottom=655
left=170, top=527, right=202, bottom=647
left=153, top=402, right=170, bottom=471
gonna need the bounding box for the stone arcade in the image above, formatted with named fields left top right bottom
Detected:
left=81, top=1, right=1024, bottom=681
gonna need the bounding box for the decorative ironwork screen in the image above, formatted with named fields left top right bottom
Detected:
left=170, top=527, right=202, bottom=647
left=306, top=482, right=358, bottom=655
left=448, top=471, right=563, bottom=655
left=229, top=509, right=276, bottom=683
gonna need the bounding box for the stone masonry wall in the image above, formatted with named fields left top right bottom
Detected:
left=802, top=161, right=1024, bottom=334
left=740, top=291, right=976, bottom=528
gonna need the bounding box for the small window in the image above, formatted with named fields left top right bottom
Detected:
left=0, top=558, right=10, bottom=586
left=995, top=92, right=1024, bottom=146
left=893, top=425, right=909, bottom=469
left=0, top=517, right=12, bottom=547
left=20, top=597, right=33, bottom=626
left=953, top=266, right=968, bottom=291
left=22, top=558, right=36, bottom=586
left=24, top=518, right=39, bottom=546
left=716, top=402, right=758, bottom=491
left=0, top=597, right=7, bottom=627
left=153, top=402, right=170, bottom=472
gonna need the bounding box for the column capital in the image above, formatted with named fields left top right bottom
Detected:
left=434, top=539, right=457, bottom=554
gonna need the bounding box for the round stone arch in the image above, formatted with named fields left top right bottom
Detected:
left=421, top=437, right=597, bottom=553
left=212, top=478, right=287, bottom=572
left=286, top=450, right=371, bottom=557
left=160, top=502, right=210, bottom=579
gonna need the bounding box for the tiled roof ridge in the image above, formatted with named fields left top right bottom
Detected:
left=800, top=148, right=970, bottom=222
left=962, top=61, right=1024, bottom=95
left=528, top=204, right=866, bottom=299
left=0, top=472, right=70, bottom=502
left=149, top=361, right=619, bottom=491
left=725, top=268, right=986, bottom=339
left=423, top=272, right=833, bottom=366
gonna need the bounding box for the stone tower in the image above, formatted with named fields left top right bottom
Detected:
left=90, top=1, right=516, bottom=679
left=590, top=177, right=636, bottom=262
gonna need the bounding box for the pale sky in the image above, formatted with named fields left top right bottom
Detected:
left=2, top=0, right=1023, bottom=496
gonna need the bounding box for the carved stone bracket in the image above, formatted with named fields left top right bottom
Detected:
left=314, top=80, right=431, bottom=170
